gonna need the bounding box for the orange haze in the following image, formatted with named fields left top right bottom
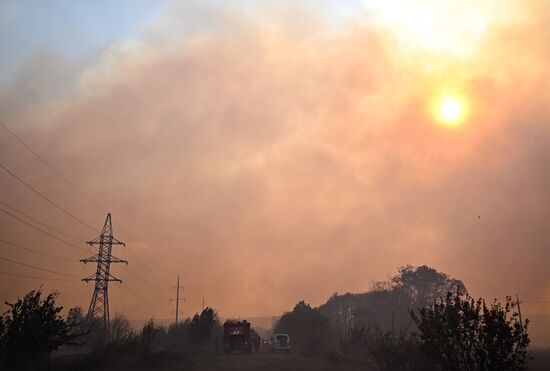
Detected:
left=1, top=1, right=550, bottom=344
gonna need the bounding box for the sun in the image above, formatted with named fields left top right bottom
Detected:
left=440, top=97, right=463, bottom=121
left=435, top=95, right=467, bottom=127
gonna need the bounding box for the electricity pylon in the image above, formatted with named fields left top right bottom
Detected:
left=81, top=213, right=127, bottom=337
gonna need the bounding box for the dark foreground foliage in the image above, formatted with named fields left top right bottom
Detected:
left=1, top=266, right=535, bottom=371
left=0, top=289, right=75, bottom=370
left=411, top=289, right=530, bottom=371
left=273, top=266, right=532, bottom=371
left=54, top=306, right=222, bottom=370
left=342, top=321, right=435, bottom=371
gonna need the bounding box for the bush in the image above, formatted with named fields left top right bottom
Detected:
left=342, top=321, right=425, bottom=371
left=411, top=289, right=530, bottom=371
left=188, top=307, right=219, bottom=350
left=0, top=289, right=75, bottom=370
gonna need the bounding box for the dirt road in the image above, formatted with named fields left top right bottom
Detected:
left=180, top=347, right=358, bottom=371
left=52, top=344, right=368, bottom=370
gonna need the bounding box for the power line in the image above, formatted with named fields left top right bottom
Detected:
left=0, top=159, right=167, bottom=287
left=0, top=239, right=79, bottom=261
left=0, top=120, right=106, bottom=213
left=109, top=295, right=159, bottom=318
left=0, top=199, right=85, bottom=243
left=0, top=162, right=98, bottom=233
left=522, top=301, right=550, bottom=304
left=86, top=216, right=173, bottom=290
left=108, top=283, right=166, bottom=319
left=0, top=270, right=81, bottom=282
left=0, top=207, right=89, bottom=253
left=0, top=256, right=80, bottom=278
left=116, top=265, right=168, bottom=304
left=0, top=121, right=172, bottom=292
left=0, top=120, right=177, bottom=321
left=125, top=264, right=163, bottom=294
left=121, top=284, right=161, bottom=309
left=96, top=219, right=175, bottom=293
left=106, top=216, right=176, bottom=289
left=124, top=247, right=172, bottom=287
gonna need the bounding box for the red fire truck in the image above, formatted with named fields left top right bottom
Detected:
left=223, top=320, right=254, bottom=354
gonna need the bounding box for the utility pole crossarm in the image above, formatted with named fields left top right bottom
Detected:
left=80, top=255, right=128, bottom=264
left=82, top=273, right=123, bottom=283
left=86, top=237, right=125, bottom=246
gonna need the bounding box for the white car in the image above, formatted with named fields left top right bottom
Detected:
left=271, top=333, right=291, bottom=353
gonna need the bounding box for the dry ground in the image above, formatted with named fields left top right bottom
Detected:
left=52, top=344, right=550, bottom=370
left=52, top=344, right=361, bottom=371
left=181, top=348, right=349, bottom=371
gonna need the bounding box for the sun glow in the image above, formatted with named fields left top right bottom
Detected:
left=433, top=95, right=468, bottom=127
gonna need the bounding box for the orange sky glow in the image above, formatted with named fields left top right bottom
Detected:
left=1, top=0, right=550, bottom=345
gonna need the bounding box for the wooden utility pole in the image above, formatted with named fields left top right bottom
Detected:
left=176, top=277, right=181, bottom=325
left=170, top=276, right=184, bottom=325
left=516, top=294, right=523, bottom=326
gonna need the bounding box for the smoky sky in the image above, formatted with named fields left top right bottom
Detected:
left=1, top=1, right=549, bottom=340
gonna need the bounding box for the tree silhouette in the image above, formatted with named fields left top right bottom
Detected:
left=111, top=312, right=135, bottom=343
left=189, top=307, right=219, bottom=349
left=275, top=301, right=331, bottom=355
left=320, top=265, right=466, bottom=333
left=386, top=265, right=466, bottom=308
left=410, top=289, right=530, bottom=371
left=139, top=318, right=166, bottom=357
left=0, top=289, right=75, bottom=370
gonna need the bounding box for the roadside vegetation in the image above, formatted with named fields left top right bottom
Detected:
left=0, top=265, right=543, bottom=370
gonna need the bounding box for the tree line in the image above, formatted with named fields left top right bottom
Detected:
left=274, top=265, right=530, bottom=370
left=0, top=265, right=532, bottom=370
left=0, top=289, right=222, bottom=370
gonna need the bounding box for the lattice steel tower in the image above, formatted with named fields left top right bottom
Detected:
left=81, top=213, right=127, bottom=336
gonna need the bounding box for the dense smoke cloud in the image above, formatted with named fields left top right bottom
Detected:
left=0, top=1, right=549, bottom=344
